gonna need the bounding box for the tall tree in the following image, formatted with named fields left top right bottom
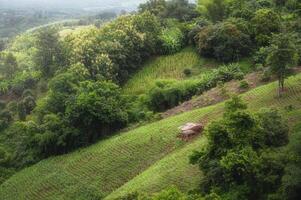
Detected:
left=266, top=33, right=298, bottom=96
left=35, top=27, right=62, bottom=77
left=0, top=52, right=18, bottom=78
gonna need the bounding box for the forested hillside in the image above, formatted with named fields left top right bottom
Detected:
left=0, top=0, right=301, bottom=199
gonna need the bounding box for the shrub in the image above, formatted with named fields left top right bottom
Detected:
left=239, top=80, right=249, bottom=89
left=159, top=27, right=185, bottom=54
left=0, top=109, right=12, bottom=131
left=188, top=18, right=211, bottom=44
left=253, top=47, right=270, bottom=66
left=0, top=100, right=6, bottom=110
left=183, top=68, right=192, bottom=76
left=22, top=96, right=36, bottom=115
left=6, top=101, right=17, bottom=114
left=22, top=89, right=34, bottom=98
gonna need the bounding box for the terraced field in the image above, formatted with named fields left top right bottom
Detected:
left=1, top=74, right=301, bottom=200
left=123, top=47, right=218, bottom=95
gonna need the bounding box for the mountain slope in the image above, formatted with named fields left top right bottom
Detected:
left=123, top=47, right=221, bottom=95
left=106, top=74, right=301, bottom=199
left=1, top=74, right=301, bottom=200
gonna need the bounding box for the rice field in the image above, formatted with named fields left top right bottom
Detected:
left=123, top=47, right=219, bottom=95
left=1, top=73, right=301, bottom=199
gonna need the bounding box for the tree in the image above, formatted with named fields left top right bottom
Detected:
left=195, top=21, right=252, bottom=62
left=139, top=0, right=198, bottom=22
left=35, top=27, right=62, bottom=77
left=65, top=81, right=128, bottom=143
left=190, top=97, right=289, bottom=199
left=251, top=9, right=281, bottom=46
left=206, top=0, right=226, bottom=22
left=164, top=0, right=198, bottom=21
left=36, top=114, right=80, bottom=156
left=139, top=0, right=167, bottom=17
left=266, top=33, right=298, bottom=96
left=0, top=39, right=6, bottom=51
left=0, top=52, right=18, bottom=78
left=0, top=109, right=12, bottom=131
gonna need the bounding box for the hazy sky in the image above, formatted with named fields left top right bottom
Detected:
left=0, top=0, right=147, bottom=10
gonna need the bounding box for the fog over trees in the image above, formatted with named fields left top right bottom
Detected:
left=0, top=0, right=146, bottom=10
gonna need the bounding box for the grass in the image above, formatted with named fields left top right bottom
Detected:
left=122, top=47, right=219, bottom=95
left=122, top=47, right=253, bottom=96
left=1, top=73, right=301, bottom=200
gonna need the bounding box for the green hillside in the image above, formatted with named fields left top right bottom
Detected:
left=1, top=73, right=301, bottom=200
left=1, top=0, right=301, bottom=199
left=122, top=46, right=252, bottom=100
left=123, top=47, right=218, bottom=95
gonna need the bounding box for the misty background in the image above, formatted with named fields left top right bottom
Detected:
left=0, top=0, right=147, bottom=11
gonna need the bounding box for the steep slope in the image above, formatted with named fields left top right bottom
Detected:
left=106, top=74, right=301, bottom=199
left=1, top=74, right=301, bottom=200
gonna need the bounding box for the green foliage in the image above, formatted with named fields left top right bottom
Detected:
left=275, top=124, right=301, bottom=199
left=256, top=108, right=289, bottom=147
left=1, top=74, right=301, bottom=199
left=123, top=47, right=205, bottom=95
left=251, top=9, right=281, bottom=46
left=226, top=0, right=275, bottom=20
left=0, top=109, right=12, bottom=131
left=0, top=52, right=18, bottom=78
left=152, top=186, right=188, bottom=200
left=253, top=47, right=270, bottom=66
left=65, top=81, right=128, bottom=142
left=10, top=71, right=41, bottom=96
left=266, top=33, right=298, bottom=95
left=36, top=114, right=80, bottom=157
left=195, top=20, right=252, bottom=62
left=117, top=186, right=203, bottom=200
left=183, top=68, right=192, bottom=76
left=190, top=97, right=289, bottom=199
left=139, top=0, right=198, bottom=22
left=239, top=80, right=249, bottom=89
left=148, top=64, right=243, bottom=111
left=34, top=27, right=64, bottom=77
left=65, top=13, right=162, bottom=83
left=159, top=26, right=185, bottom=54
left=206, top=0, right=226, bottom=22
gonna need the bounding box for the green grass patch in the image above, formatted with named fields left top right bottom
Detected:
left=123, top=47, right=219, bottom=95
left=1, top=74, right=301, bottom=200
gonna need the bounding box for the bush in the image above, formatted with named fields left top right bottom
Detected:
left=183, top=68, right=192, bottom=76
left=159, top=27, right=185, bottom=54
left=0, top=100, right=6, bottom=110
left=239, top=80, right=249, bottom=89
left=0, top=109, right=12, bottom=131
left=188, top=18, right=211, bottom=44
left=22, top=89, right=34, bottom=98
left=253, top=47, right=270, bottom=66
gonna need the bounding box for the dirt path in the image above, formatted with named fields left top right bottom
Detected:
left=161, top=71, right=274, bottom=118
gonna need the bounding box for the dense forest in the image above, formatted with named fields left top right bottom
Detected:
left=0, top=0, right=301, bottom=199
